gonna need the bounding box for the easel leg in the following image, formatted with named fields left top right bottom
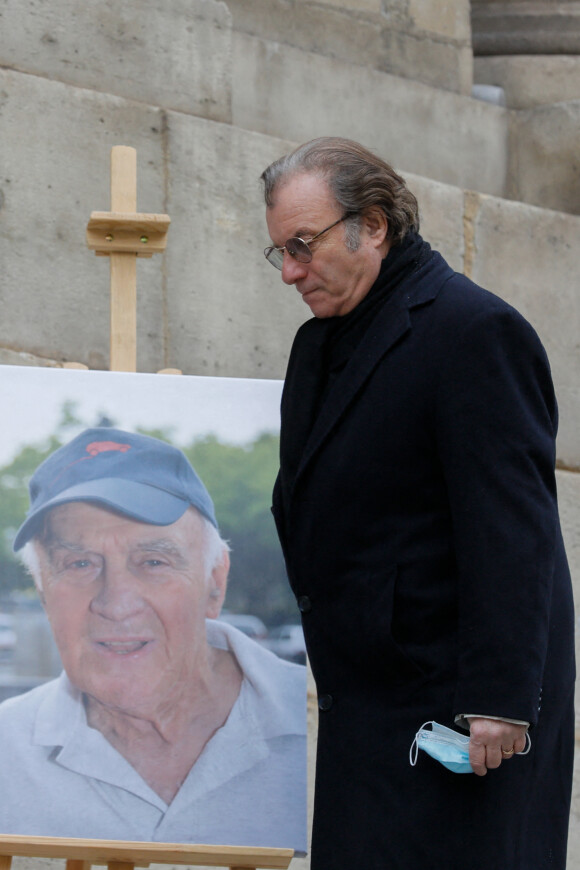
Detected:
left=0, top=856, right=12, bottom=870
left=108, top=861, right=135, bottom=870
left=109, top=145, right=138, bottom=373
left=110, top=251, right=137, bottom=371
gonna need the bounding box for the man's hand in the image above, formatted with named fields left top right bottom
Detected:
left=467, top=717, right=528, bottom=777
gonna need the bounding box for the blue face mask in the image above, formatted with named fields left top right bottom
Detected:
left=410, top=721, right=473, bottom=774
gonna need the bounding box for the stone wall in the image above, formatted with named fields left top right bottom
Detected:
left=474, top=54, right=580, bottom=108
left=2, top=0, right=578, bottom=218
left=0, top=0, right=579, bottom=867
left=471, top=0, right=580, bottom=55
left=227, top=0, right=474, bottom=94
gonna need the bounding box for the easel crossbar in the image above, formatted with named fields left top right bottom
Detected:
left=0, top=837, right=293, bottom=870
left=87, top=212, right=170, bottom=256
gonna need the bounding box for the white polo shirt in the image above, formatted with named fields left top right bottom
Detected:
left=0, top=620, right=307, bottom=851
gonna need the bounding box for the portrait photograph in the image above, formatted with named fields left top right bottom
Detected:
left=0, top=365, right=306, bottom=852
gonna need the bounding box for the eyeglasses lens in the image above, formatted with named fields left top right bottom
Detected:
left=265, top=247, right=284, bottom=270
left=285, top=238, right=312, bottom=263
left=264, top=237, right=313, bottom=271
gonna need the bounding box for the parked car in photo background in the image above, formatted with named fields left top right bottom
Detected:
left=217, top=613, right=307, bottom=665
left=217, top=612, right=268, bottom=641
left=263, top=624, right=307, bottom=665
left=0, top=613, right=16, bottom=663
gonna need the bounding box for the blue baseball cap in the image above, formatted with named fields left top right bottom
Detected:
left=13, top=427, right=217, bottom=551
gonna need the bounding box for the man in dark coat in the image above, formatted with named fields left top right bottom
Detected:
left=260, top=137, right=575, bottom=869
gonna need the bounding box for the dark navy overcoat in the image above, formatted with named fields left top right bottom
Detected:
left=272, top=249, right=575, bottom=869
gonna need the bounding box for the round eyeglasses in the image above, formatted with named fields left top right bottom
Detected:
left=264, top=214, right=352, bottom=270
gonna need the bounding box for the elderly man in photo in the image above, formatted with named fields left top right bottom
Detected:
left=0, top=428, right=306, bottom=849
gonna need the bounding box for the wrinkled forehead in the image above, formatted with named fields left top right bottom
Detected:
left=266, top=172, right=339, bottom=240
left=268, top=170, right=333, bottom=210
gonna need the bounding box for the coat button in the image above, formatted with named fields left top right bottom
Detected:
left=318, top=694, right=333, bottom=711
left=297, top=595, right=312, bottom=613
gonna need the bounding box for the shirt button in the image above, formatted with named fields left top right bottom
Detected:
left=318, top=694, right=333, bottom=711
left=297, top=595, right=312, bottom=613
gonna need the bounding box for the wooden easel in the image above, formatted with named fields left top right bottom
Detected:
left=0, top=148, right=294, bottom=870
left=0, top=836, right=294, bottom=870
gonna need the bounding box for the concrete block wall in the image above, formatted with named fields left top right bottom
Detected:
left=232, top=31, right=580, bottom=216
left=471, top=0, right=580, bottom=55
left=2, top=0, right=577, bottom=215
left=474, top=56, right=580, bottom=214
left=232, top=32, right=510, bottom=198
left=507, top=100, right=580, bottom=215
left=0, top=0, right=505, bottom=199
left=226, top=0, right=474, bottom=94
left=474, top=55, right=580, bottom=109
left=0, top=0, right=233, bottom=122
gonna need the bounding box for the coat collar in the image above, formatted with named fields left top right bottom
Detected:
left=291, top=251, right=453, bottom=488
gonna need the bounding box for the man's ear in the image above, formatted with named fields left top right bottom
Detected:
left=362, top=206, right=388, bottom=249
left=206, top=549, right=230, bottom=619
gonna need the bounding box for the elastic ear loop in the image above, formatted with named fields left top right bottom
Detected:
left=517, top=731, right=532, bottom=755
left=409, top=721, right=434, bottom=767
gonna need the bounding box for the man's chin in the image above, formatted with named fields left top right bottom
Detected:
left=302, top=291, right=334, bottom=318
left=83, top=681, right=161, bottom=718
left=72, top=657, right=161, bottom=715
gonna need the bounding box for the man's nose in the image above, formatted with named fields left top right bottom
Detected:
left=90, top=564, right=146, bottom=621
left=281, top=252, right=309, bottom=285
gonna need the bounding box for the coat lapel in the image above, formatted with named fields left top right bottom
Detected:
left=292, top=253, right=453, bottom=488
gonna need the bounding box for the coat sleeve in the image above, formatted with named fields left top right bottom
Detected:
left=434, top=297, right=560, bottom=726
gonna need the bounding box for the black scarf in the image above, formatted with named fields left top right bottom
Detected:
left=279, top=231, right=433, bottom=495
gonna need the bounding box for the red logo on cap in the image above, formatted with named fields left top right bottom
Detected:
left=86, top=441, right=131, bottom=457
